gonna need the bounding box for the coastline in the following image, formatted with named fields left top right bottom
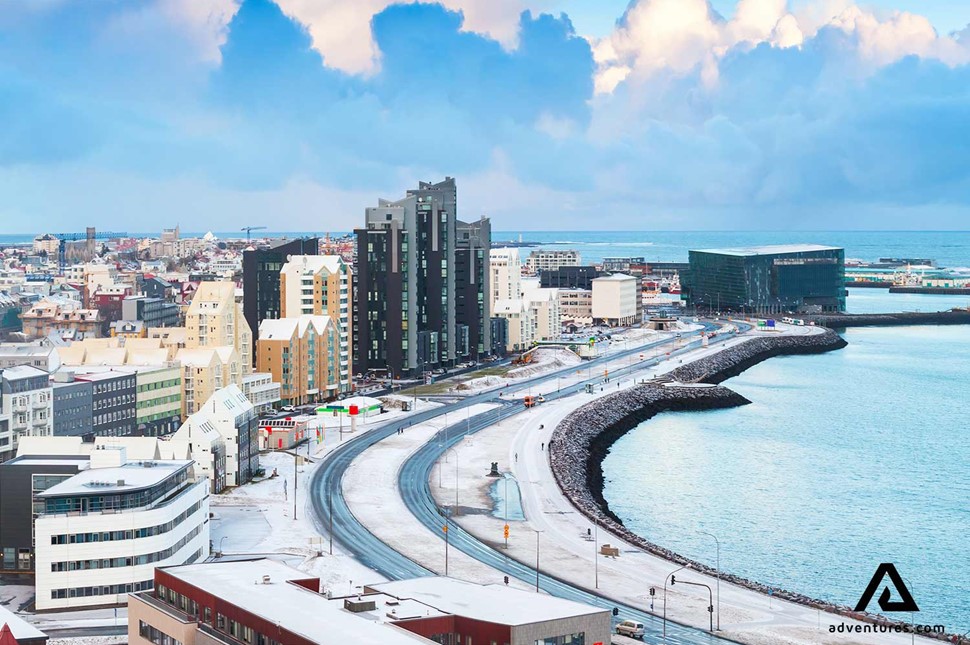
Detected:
left=547, top=329, right=946, bottom=637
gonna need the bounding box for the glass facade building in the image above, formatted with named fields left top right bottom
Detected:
left=684, top=244, right=846, bottom=313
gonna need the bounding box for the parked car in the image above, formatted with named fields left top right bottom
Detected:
left=616, top=620, right=645, bottom=639
left=280, top=405, right=296, bottom=412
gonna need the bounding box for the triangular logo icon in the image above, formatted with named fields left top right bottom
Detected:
left=855, top=563, right=919, bottom=612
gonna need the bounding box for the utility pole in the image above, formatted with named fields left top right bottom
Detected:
left=293, top=452, right=298, bottom=521
left=328, top=485, right=333, bottom=555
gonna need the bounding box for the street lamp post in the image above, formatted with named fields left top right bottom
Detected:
left=699, top=531, right=720, bottom=630
left=534, top=530, right=542, bottom=592
left=663, top=564, right=691, bottom=641
left=594, top=518, right=598, bottom=589
left=447, top=447, right=460, bottom=515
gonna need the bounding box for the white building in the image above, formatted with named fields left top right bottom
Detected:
left=172, top=385, right=258, bottom=488
left=524, top=249, right=581, bottom=275
left=0, top=365, right=53, bottom=461
left=33, top=447, right=209, bottom=610
left=592, top=273, right=639, bottom=327
left=492, top=299, right=535, bottom=351
left=521, top=279, right=561, bottom=341
left=240, top=372, right=281, bottom=415
left=489, top=247, right=523, bottom=304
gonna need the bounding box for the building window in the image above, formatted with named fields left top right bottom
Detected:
left=139, top=620, right=183, bottom=645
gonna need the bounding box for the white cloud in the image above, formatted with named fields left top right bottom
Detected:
left=272, top=0, right=542, bottom=75
left=592, top=0, right=970, bottom=94
left=159, top=0, right=240, bottom=64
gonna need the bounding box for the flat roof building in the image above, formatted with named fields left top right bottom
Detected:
left=34, top=452, right=209, bottom=610
left=684, top=244, right=846, bottom=313
left=130, top=559, right=610, bottom=645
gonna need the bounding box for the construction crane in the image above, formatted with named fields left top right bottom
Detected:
left=55, top=230, right=126, bottom=275
left=241, top=226, right=267, bottom=242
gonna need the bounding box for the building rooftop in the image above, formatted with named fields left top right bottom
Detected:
left=0, top=604, right=47, bottom=642
left=592, top=272, right=636, bottom=282
left=259, top=315, right=331, bottom=341
left=3, top=456, right=89, bottom=469
left=369, top=577, right=607, bottom=625
left=38, top=460, right=192, bottom=497
left=159, top=560, right=429, bottom=645
left=0, top=364, right=49, bottom=380
left=692, top=244, right=842, bottom=257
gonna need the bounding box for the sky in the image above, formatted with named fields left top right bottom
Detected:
left=1, top=0, right=969, bottom=233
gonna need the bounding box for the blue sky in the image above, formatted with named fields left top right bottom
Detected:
left=1, top=0, right=969, bottom=233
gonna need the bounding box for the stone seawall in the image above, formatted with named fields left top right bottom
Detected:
left=804, top=309, right=970, bottom=328
left=547, top=330, right=946, bottom=638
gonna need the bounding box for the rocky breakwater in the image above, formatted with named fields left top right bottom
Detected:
left=668, top=327, right=848, bottom=384
left=547, top=329, right=936, bottom=636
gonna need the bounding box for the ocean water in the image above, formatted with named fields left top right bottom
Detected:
left=601, top=325, right=970, bottom=633
left=497, top=230, right=970, bottom=269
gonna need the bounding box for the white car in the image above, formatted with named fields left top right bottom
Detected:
left=616, top=620, right=645, bottom=639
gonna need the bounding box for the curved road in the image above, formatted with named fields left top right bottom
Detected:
left=310, top=323, right=746, bottom=643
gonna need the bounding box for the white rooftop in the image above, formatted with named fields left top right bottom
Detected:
left=592, top=273, right=636, bottom=282
left=370, top=577, right=607, bottom=625
left=0, top=604, right=47, bottom=641
left=38, top=460, right=192, bottom=497
left=160, top=559, right=429, bottom=645
left=693, top=244, right=842, bottom=256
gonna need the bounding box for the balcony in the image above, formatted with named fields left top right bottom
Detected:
left=32, top=398, right=49, bottom=409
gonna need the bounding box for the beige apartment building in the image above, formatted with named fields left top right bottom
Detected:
left=279, top=255, right=352, bottom=391
left=185, top=281, right=252, bottom=372
left=257, top=315, right=339, bottom=405
left=592, top=273, right=640, bottom=326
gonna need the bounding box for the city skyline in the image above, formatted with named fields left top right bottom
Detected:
left=2, top=0, right=970, bottom=232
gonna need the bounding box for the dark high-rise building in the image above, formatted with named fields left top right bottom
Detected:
left=540, top=265, right=601, bottom=290
left=356, top=178, right=490, bottom=377
left=242, top=238, right=319, bottom=358
left=683, top=244, right=846, bottom=313
left=455, top=217, right=491, bottom=361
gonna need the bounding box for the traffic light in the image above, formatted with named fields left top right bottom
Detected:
left=442, top=524, right=448, bottom=533
left=503, top=524, right=510, bottom=539
left=649, top=587, right=655, bottom=597
left=670, top=575, right=677, bottom=585
left=504, top=576, right=509, bottom=585
left=612, top=607, right=619, bottom=617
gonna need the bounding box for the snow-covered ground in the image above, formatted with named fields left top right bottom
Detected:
left=424, top=330, right=934, bottom=645
left=13, top=397, right=446, bottom=640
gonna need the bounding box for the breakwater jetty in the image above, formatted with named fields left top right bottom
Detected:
left=804, top=309, right=970, bottom=328
left=548, top=329, right=949, bottom=639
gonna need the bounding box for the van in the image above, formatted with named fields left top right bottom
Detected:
left=616, top=620, right=645, bottom=639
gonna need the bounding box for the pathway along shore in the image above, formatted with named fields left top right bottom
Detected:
left=547, top=329, right=948, bottom=639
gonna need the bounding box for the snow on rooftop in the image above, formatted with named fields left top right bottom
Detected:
left=38, top=460, right=192, bottom=497
left=370, top=577, right=607, bottom=625
left=0, top=604, right=47, bottom=641
left=692, top=244, right=842, bottom=256
left=161, top=560, right=429, bottom=645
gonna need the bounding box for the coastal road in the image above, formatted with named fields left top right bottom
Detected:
left=310, top=324, right=744, bottom=643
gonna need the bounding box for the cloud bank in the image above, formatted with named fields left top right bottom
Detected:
left=0, top=0, right=968, bottom=231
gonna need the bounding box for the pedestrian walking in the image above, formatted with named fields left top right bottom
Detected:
left=541, top=442, right=545, bottom=451
left=515, top=452, right=518, bottom=462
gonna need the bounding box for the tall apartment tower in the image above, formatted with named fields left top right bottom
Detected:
left=356, top=178, right=490, bottom=377
left=242, top=238, right=319, bottom=359
left=278, top=255, right=353, bottom=391
left=455, top=216, right=491, bottom=361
